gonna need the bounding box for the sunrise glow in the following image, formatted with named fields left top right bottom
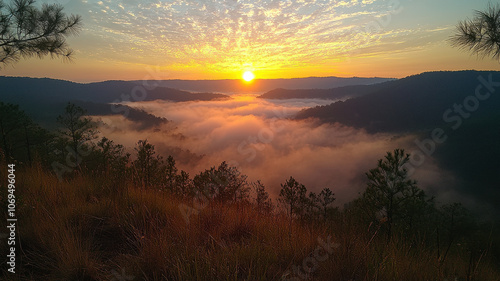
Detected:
left=242, top=71, right=255, bottom=82
left=2, top=1, right=498, bottom=82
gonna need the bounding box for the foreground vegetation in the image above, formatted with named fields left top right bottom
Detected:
left=1, top=161, right=499, bottom=280
left=1, top=102, right=500, bottom=280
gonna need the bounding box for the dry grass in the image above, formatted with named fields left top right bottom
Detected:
left=1, top=164, right=499, bottom=280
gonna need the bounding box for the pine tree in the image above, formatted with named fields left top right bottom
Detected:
left=451, top=4, right=500, bottom=61
left=363, top=149, right=418, bottom=241
left=56, top=103, right=97, bottom=167
left=0, top=0, right=81, bottom=67
left=278, top=176, right=308, bottom=219
left=0, top=102, right=52, bottom=162
left=317, top=188, right=336, bottom=220
left=193, top=161, right=249, bottom=203
left=253, top=180, right=273, bottom=213
left=132, top=139, right=162, bottom=189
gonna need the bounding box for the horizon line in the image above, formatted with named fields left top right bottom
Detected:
left=2, top=69, right=498, bottom=84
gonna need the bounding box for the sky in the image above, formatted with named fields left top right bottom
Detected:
left=2, top=0, right=500, bottom=82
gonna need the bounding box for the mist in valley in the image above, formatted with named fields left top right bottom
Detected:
left=96, top=94, right=467, bottom=208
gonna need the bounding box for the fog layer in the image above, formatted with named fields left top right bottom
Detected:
left=98, top=95, right=463, bottom=206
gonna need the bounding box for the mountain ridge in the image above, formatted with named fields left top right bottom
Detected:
left=1, top=75, right=394, bottom=93
left=295, top=70, right=500, bottom=133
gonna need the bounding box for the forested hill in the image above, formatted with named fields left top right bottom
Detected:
left=0, top=76, right=228, bottom=128
left=0, top=76, right=228, bottom=104
left=295, top=70, right=500, bottom=133
left=257, top=83, right=390, bottom=100
left=295, top=70, right=500, bottom=213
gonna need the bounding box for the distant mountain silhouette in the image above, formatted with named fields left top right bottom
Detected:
left=0, top=76, right=228, bottom=104
left=0, top=76, right=228, bottom=128
left=142, top=76, right=394, bottom=93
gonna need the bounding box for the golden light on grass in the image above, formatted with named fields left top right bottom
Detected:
left=243, top=71, right=255, bottom=82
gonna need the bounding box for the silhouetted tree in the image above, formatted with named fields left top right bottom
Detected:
left=437, top=203, right=473, bottom=264
left=92, top=137, right=129, bottom=175
left=253, top=180, right=273, bottom=213
left=0, top=0, right=81, bottom=67
left=0, top=102, right=50, bottom=162
left=57, top=103, right=97, bottom=166
left=163, top=155, right=178, bottom=190
left=132, top=139, right=163, bottom=189
left=398, top=185, right=434, bottom=236
left=363, top=149, right=418, bottom=241
left=305, top=191, right=319, bottom=220
left=278, top=176, right=308, bottom=219
left=173, top=170, right=192, bottom=198
left=155, top=154, right=194, bottom=195
left=0, top=102, right=24, bottom=160
left=193, top=161, right=249, bottom=203
left=317, top=188, right=337, bottom=220
left=298, top=187, right=336, bottom=221
left=451, top=4, right=500, bottom=61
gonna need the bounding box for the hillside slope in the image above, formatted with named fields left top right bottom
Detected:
left=257, top=83, right=392, bottom=100
left=2, top=162, right=499, bottom=280
left=296, top=71, right=500, bottom=133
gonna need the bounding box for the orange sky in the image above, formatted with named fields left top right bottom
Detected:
left=1, top=0, right=499, bottom=82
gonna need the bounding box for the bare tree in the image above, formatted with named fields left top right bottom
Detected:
left=451, top=4, right=500, bottom=61
left=0, top=0, right=81, bottom=68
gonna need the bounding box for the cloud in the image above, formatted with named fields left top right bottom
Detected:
left=72, top=0, right=408, bottom=70
left=101, top=95, right=459, bottom=207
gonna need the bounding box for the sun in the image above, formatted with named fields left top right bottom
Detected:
left=242, top=71, right=255, bottom=82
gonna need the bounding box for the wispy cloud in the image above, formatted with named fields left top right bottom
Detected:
left=12, top=0, right=496, bottom=81
left=75, top=0, right=408, bottom=71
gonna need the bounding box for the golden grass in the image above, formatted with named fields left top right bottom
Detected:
left=1, top=164, right=499, bottom=280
